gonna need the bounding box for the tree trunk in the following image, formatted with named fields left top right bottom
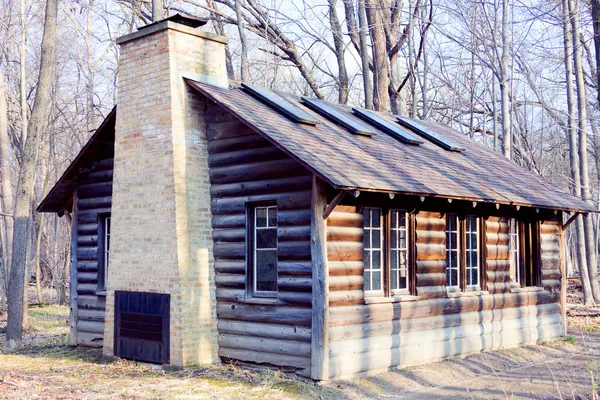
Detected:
left=590, top=0, right=600, bottom=108
left=569, top=0, right=600, bottom=303
left=357, top=0, right=372, bottom=109
left=0, top=70, right=8, bottom=311
left=6, top=0, right=58, bottom=348
left=328, top=0, right=349, bottom=104
left=235, top=0, right=249, bottom=82
left=562, top=0, right=591, bottom=303
left=500, top=0, right=511, bottom=159
left=364, top=0, right=390, bottom=111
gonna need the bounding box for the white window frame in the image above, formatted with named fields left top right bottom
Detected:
left=465, top=215, right=480, bottom=290
left=446, top=214, right=460, bottom=290
left=253, top=205, right=278, bottom=297
left=364, top=207, right=384, bottom=294
left=390, top=209, right=409, bottom=294
left=509, top=218, right=521, bottom=286
left=99, top=215, right=110, bottom=292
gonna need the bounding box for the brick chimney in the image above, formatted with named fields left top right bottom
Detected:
left=103, top=15, right=228, bottom=367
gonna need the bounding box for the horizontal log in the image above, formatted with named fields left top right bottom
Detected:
left=77, top=246, right=98, bottom=261
left=485, top=219, right=509, bottom=233
left=78, top=182, right=113, bottom=199
left=540, top=222, right=560, bottom=234
left=329, top=261, right=363, bottom=277
left=77, top=283, right=99, bottom=295
left=78, top=223, right=99, bottom=235
left=208, top=143, right=284, bottom=167
left=329, top=290, right=364, bottom=307
left=212, top=214, right=245, bottom=229
left=211, top=191, right=311, bottom=215
left=327, top=241, right=362, bottom=262
left=77, top=308, right=105, bottom=322
left=211, top=176, right=312, bottom=198
left=415, top=260, right=445, bottom=274
left=93, top=158, right=114, bottom=171
left=415, top=285, right=447, bottom=299
left=218, top=320, right=311, bottom=342
left=278, top=261, right=311, bottom=276
left=416, top=272, right=446, bottom=287
left=278, top=241, right=311, bottom=261
left=415, top=213, right=444, bottom=230
left=213, top=242, right=245, bottom=260
left=210, top=159, right=306, bottom=185
left=219, top=333, right=311, bottom=357
left=486, top=282, right=511, bottom=294
left=78, top=212, right=101, bottom=224
left=86, top=169, right=114, bottom=183
left=77, top=295, right=106, bottom=310
left=329, top=275, right=363, bottom=291
left=415, top=243, right=446, bottom=260
left=415, top=230, right=445, bottom=244
left=78, top=196, right=112, bottom=211
left=542, top=269, right=561, bottom=280
left=278, top=277, right=312, bottom=292
left=279, top=226, right=311, bottom=242
left=215, top=261, right=245, bottom=274
left=213, top=228, right=245, bottom=243
left=326, top=226, right=363, bottom=243
left=77, top=261, right=98, bottom=272
left=208, top=133, right=270, bottom=154
left=207, top=119, right=254, bottom=141
left=543, top=279, right=561, bottom=289
left=486, top=259, right=510, bottom=272
left=215, top=274, right=245, bottom=288
left=486, top=233, right=510, bottom=246
left=218, top=347, right=310, bottom=370
left=77, top=272, right=98, bottom=283
left=327, top=209, right=362, bottom=228
left=77, top=320, right=105, bottom=334
left=486, top=245, right=509, bottom=260
left=77, top=235, right=98, bottom=247
left=278, top=291, right=312, bottom=306
left=217, top=302, right=311, bottom=326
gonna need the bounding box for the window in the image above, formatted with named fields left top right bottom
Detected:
left=446, top=214, right=460, bottom=288
left=390, top=210, right=409, bottom=292
left=509, top=218, right=520, bottom=285
left=363, top=207, right=412, bottom=296
left=363, top=207, right=383, bottom=292
left=98, top=214, right=111, bottom=292
left=250, top=205, right=278, bottom=297
left=445, top=214, right=481, bottom=291
left=510, top=218, right=541, bottom=288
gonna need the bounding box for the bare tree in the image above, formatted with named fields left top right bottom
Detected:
left=6, top=0, right=58, bottom=347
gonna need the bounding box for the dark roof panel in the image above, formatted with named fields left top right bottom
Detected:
left=188, top=80, right=593, bottom=213
left=353, top=108, right=423, bottom=145
left=242, top=83, right=319, bottom=125
left=302, top=97, right=375, bottom=136
left=397, top=116, right=465, bottom=152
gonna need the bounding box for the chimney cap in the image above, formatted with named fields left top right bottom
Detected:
left=138, top=13, right=208, bottom=32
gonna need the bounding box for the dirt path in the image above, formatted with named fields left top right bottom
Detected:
left=331, top=331, right=600, bottom=399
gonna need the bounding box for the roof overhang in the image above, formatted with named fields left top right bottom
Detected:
left=37, top=107, right=116, bottom=214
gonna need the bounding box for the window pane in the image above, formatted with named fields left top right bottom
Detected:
left=391, top=210, right=397, bottom=228
left=372, top=229, right=381, bottom=248
left=450, top=268, right=457, bottom=287
left=256, top=250, right=277, bottom=292
left=257, top=228, right=277, bottom=248
left=372, top=271, right=381, bottom=291
left=364, top=271, right=371, bottom=291
left=470, top=268, right=478, bottom=286
left=268, top=207, right=277, bottom=227
left=399, top=276, right=407, bottom=290
left=364, top=229, right=370, bottom=248
left=363, top=251, right=370, bottom=269
left=372, top=209, right=381, bottom=227
left=256, top=207, right=267, bottom=227
left=390, top=229, right=397, bottom=250
left=391, top=269, right=398, bottom=290
left=391, top=250, right=398, bottom=270
left=372, top=250, right=381, bottom=271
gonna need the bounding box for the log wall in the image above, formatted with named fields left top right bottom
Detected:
left=206, top=101, right=313, bottom=376
left=72, top=158, right=113, bottom=346
left=326, top=205, right=563, bottom=379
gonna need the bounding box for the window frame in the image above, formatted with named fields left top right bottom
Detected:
left=509, top=218, right=521, bottom=286
left=445, top=213, right=485, bottom=293
left=246, top=202, right=278, bottom=298
left=362, top=206, right=415, bottom=298
left=97, top=213, right=111, bottom=293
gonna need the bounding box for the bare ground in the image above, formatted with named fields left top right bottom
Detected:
left=0, top=284, right=599, bottom=399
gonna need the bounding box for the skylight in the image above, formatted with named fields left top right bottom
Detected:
left=241, top=83, right=319, bottom=126
left=397, top=117, right=465, bottom=152
left=353, top=108, right=423, bottom=145
left=301, top=98, right=375, bottom=136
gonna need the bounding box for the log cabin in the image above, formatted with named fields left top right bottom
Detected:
left=38, top=14, right=594, bottom=380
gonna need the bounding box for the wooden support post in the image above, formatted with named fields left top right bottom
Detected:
left=69, top=190, right=79, bottom=345
left=311, top=175, right=329, bottom=380
left=323, top=190, right=346, bottom=220
left=559, top=217, right=567, bottom=336
left=562, top=212, right=580, bottom=231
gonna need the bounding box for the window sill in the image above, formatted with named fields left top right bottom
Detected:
left=96, top=290, right=107, bottom=297
left=238, top=297, right=278, bottom=305
left=510, top=286, right=545, bottom=293
left=364, top=295, right=420, bottom=304
left=446, top=290, right=489, bottom=298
